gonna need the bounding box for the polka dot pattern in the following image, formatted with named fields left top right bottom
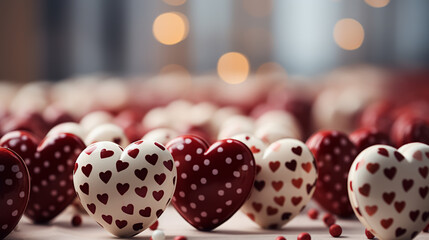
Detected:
left=306, top=130, right=357, bottom=217
left=0, top=131, right=86, bottom=223
left=0, top=147, right=30, bottom=239
left=166, top=135, right=255, bottom=231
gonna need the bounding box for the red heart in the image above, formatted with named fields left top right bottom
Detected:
left=301, top=162, right=312, bottom=173
left=306, top=131, right=357, bottom=217
left=365, top=205, right=378, bottom=216
left=291, top=178, right=303, bottom=189
left=166, top=135, right=255, bottom=231
left=0, top=131, right=85, bottom=223
left=381, top=218, right=393, bottom=229
left=366, top=163, right=380, bottom=174
left=382, top=192, right=395, bottom=205
left=394, top=201, right=406, bottom=213
left=419, top=166, right=428, bottom=178
left=266, top=206, right=278, bottom=215
left=272, top=181, right=283, bottom=192
left=359, top=184, right=371, bottom=197
left=269, top=161, right=280, bottom=172
left=252, top=202, right=262, bottom=212
left=0, top=147, right=30, bottom=239
left=274, top=196, right=285, bottom=206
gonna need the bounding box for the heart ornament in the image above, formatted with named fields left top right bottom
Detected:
left=0, top=147, right=30, bottom=239
left=73, top=140, right=177, bottom=237
left=0, top=131, right=85, bottom=223
left=348, top=143, right=429, bottom=240
left=232, top=134, right=317, bottom=229
left=166, top=135, right=255, bottom=231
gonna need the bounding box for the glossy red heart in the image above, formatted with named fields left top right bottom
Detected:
left=166, top=135, right=255, bottom=231
left=0, top=131, right=85, bottom=223
left=349, top=127, right=392, bottom=153
left=0, top=147, right=30, bottom=239
left=306, top=130, right=357, bottom=217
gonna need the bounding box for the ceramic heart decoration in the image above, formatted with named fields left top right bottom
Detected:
left=73, top=140, right=177, bottom=237
left=0, top=131, right=86, bottom=223
left=232, top=134, right=317, bottom=229
left=348, top=143, right=429, bottom=240
left=0, top=148, right=30, bottom=239
left=306, top=130, right=357, bottom=217
left=166, top=135, right=256, bottom=231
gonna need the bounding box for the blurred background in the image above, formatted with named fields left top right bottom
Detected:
left=1, top=0, right=429, bottom=82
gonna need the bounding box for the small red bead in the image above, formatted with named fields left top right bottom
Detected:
left=424, top=224, right=429, bottom=232
left=149, top=220, right=159, bottom=230
left=275, top=236, right=286, bottom=240
left=174, top=236, right=187, bottom=240
left=322, top=213, right=336, bottom=227
left=365, top=228, right=375, bottom=239
left=307, top=209, right=319, bottom=220
left=329, top=224, right=342, bottom=237
left=71, top=215, right=82, bottom=227
left=297, top=232, right=311, bottom=240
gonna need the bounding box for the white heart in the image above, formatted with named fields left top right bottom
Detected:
left=348, top=143, right=429, bottom=240
left=73, top=140, right=177, bottom=237
left=232, top=134, right=317, bottom=229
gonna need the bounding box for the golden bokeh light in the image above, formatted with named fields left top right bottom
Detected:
left=163, top=0, right=186, bottom=6
left=153, top=12, right=189, bottom=45
left=217, top=52, right=250, bottom=84
left=242, top=0, right=273, bottom=18
left=364, top=0, right=390, bottom=8
left=333, top=18, right=365, bottom=51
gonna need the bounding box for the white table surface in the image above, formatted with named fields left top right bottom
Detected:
left=6, top=204, right=429, bottom=240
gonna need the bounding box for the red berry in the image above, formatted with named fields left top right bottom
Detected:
left=174, top=236, right=187, bottom=240
left=322, top=213, right=336, bottom=227
left=424, top=224, right=429, bottom=232
left=297, top=232, right=311, bottom=240
left=71, top=215, right=82, bottom=227
left=365, top=228, right=375, bottom=239
left=149, top=220, right=159, bottom=230
left=307, top=209, right=319, bottom=220
left=329, top=224, right=342, bottom=237
left=276, top=237, right=286, bottom=240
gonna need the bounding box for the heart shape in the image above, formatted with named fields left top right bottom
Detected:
left=0, top=147, right=30, bottom=239
left=232, top=134, right=317, bottom=229
left=306, top=130, right=358, bottom=217
left=73, top=140, right=176, bottom=237
left=348, top=143, right=429, bottom=240
left=0, top=131, right=85, bottom=223
left=166, top=135, right=255, bottom=231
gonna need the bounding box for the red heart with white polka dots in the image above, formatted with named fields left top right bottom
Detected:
left=0, top=147, right=30, bottom=239
left=73, top=140, right=177, bottom=237
left=0, top=131, right=85, bottom=223
left=306, top=130, right=358, bottom=217
left=232, top=134, right=317, bottom=229
left=348, top=143, right=429, bottom=240
left=166, top=135, right=256, bottom=231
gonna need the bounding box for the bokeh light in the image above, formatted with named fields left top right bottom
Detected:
left=153, top=12, right=189, bottom=45
left=364, top=0, right=390, bottom=8
left=333, top=18, right=365, bottom=51
left=163, top=0, right=186, bottom=6
left=242, top=0, right=273, bottom=18
left=217, top=52, right=250, bottom=84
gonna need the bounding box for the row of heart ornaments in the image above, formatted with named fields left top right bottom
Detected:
left=0, top=130, right=428, bottom=240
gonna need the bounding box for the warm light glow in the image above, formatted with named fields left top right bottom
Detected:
left=242, top=0, right=272, bottom=18
left=163, top=0, right=186, bottom=6
left=256, top=62, right=287, bottom=76
left=333, top=18, right=365, bottom=51
left=153, top=12, right=189, bottom=45
left=364, top=0, right=390, bottom=8
left=217, top=52, right=250, bottom=84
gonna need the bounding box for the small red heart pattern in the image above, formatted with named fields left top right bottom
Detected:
left=306, top=130, right=357, bottom=217
left=348, top=143, right=429, bottom=240
left=0, top=147, right=30, bottom=239
left=166, top=135, right=255, bottom=231
left=73, top=140, right=176, bottom=237
left=232, top=134, right=317, bottom=229
left=0, top=131, right=85, bottom=223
